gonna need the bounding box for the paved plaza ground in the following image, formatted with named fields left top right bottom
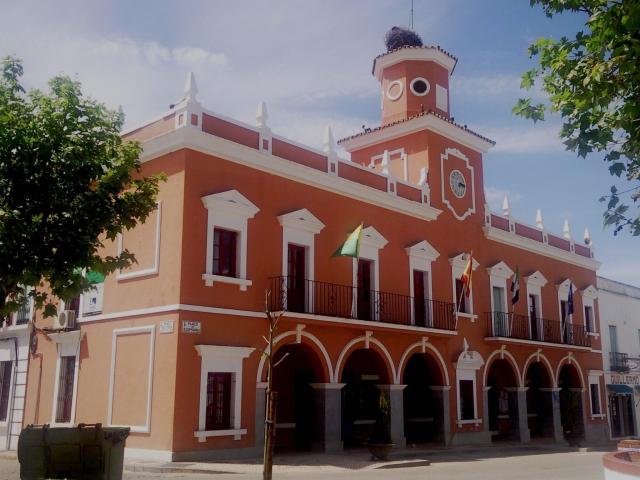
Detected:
left=2, top=444, right=614, bottom=479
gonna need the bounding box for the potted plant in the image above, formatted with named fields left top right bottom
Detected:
left=365, top=391, right=395, bottom=460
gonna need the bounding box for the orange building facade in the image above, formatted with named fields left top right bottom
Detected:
left=21, top=38, right=609, bottom=461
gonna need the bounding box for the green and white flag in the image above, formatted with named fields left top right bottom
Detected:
left=333, top=223, right=363, bottom=258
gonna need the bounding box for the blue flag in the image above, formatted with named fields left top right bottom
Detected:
left=567, top=284, right=574, bottom=316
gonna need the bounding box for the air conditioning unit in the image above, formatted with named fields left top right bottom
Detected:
left=55, top=310, right=77, bottom=330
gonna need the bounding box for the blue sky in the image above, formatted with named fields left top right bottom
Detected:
left=1, top=0, right=638, bottom=285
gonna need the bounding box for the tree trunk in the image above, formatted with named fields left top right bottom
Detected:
left=263, top=389, right=277, bottom=480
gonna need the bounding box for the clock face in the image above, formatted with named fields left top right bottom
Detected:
left=449, top=170, right=467, bottom=198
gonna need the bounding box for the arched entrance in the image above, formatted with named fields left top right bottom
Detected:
left=486, top=358, right=521, bottom=441
left=558, top=363, right=585, bottom=442
left=341, top=348, right=390, bottom=448
left=525, top=362, right=554, bottom=439
left=272, top=343, right=325, bottom=451
left=402, top=353, right=446, bottom=444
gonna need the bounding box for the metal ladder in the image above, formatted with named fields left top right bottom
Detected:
left=6, top=355, right=27, bottom=450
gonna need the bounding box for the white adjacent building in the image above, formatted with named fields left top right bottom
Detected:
left=598, top=276, right=640, bottom=439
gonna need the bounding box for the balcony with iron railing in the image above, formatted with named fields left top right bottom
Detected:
left=485, top=311, right=591, bottom=348
left=610, top=351, right=630, bottom=372
left=268, top=276, right=456, bottom=331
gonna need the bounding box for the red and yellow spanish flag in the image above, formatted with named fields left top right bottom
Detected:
left=461, top=253, right=473, bottom=297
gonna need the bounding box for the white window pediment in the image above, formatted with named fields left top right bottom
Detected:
left=557, top=278, right=577, bottom=294
left=525, top=270, right=548, bottom=287
left=486, top=261, right=513, bottom=279
left=582, top=284, right=598, bottom=299
left=201, top=190, right=259, bottom=219
left=405, top=240, right=440, bottom=262
left=449, top=253, right=479, bottom=270
left=277, top=208, right=325, bottom=234
left=201, top=190, right=259, bottom=290
left=361, top=226, right=388, bottom=250
left=455, top=347, right=485, bottom=371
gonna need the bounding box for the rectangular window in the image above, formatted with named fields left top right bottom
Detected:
left=459, top=379, right=475, bottom=420
left=206, top=372, right=232, bottom=430
left=590, top=383, right=601, bottom=415
left=610, top=325, right=618, bottom=353
left=455, top=279, right=468, bottom=314
left=212, top=228, right=238, bottom=277
left=55, top=356, right=76, bottom=423
left=584, top=306, right=594, bottom=333
left=0, top=361, right=12, bottom=421
left=15, top=286, right=32, bottom=325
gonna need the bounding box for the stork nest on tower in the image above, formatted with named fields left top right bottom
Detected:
left=384, top=26, right=423, bottom=51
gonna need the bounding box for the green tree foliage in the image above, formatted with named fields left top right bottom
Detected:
left=0, top=57, right=164, bottom=318
left=514, top=0, right=640, bottom=235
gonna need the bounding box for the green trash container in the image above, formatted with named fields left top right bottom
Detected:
left=18, top=423, right=130, bottom=480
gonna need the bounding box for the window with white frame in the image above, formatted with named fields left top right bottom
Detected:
left=0, top=361, right=12, bottom=422
left=194, top=345, right=254, bottom=441
left=525, top=271, right=547, bottom=342
left=201, top=190, right=259, bottom=291
left=454, top=343, right=484, bottom=425
left=353, top=227, right=388, bottom=322
left=450, top=254, right=478, bottom=317
left=588, top=372, right=604, bottom=417
left=406, top=240, right=439, bottom=327
left=557, top=279, right=576, bottom=335
left=487, top=261, right=514, bottom=336
left=277, top=209, right=325, bottom=313
left=50, top=330, right=83, bottom=426
left=12, top=285, right=34, bottom=325
left=582, top=285, right=598, bottom=334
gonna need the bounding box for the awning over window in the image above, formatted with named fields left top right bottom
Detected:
left=607, top=384, right=634, bottom=395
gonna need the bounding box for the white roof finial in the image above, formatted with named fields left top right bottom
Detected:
left=256, top=101, right=268, bottom=128
left=502, top=193, right=510, bottom=217
left=584, top=227, right=592, bottom=245
left=563, top=219, right=572, bottom=240
left=535, top=208, right=544, bottom=229
left=184, top=72, right=198, bottom=100
left=381, top=150, right=390, bottom=175
left=323, top=126, right=335, bottom=155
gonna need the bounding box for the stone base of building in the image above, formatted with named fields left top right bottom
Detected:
left=584, top=422, right=611, bottom=443
left=449, top=430, right=491, bottom=445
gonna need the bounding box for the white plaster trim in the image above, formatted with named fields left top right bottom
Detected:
left=484, top=225, right=600, bottom=270
left=588, top=375, right=604, bottom=417
left=386, top=80, right=404, bottom=101
left=194, top=345, right=254, bottom=441
left=522, top=351, right=557, bottom=388
left=201, top=190, right=259, bottom=291
left=397, top=340, right=450, bottom=386
left=124, top=447, right=173, bottom=462
left=373, top=47, right=457, bottom=80
left=107, top=326, right=155, bottom=434
left=334, top=335, right=397, bottom=385
left=140, top=127, right=442, bottom=222
left=456, top=418, right=483, bottom=426
left=482, top=348, right=523, bottom=388
left=440, top=148, right=476, bottom=221
left=555, top=354, right=586, bottom=389
left=525, top=270, right=548, bottom=288
left=50, top=331, right=83, bottom=427
left=436, top=84, right=448, bottom=113
left=117, top=201, right=162, bottom=280
left=409, top=77, right=430, bottom=97
left=201, top=274, right=252, bottom=290
left=484, top=336, right=591, bottom=351
left=194, top=429, right=248, bottom=440
left=256, top=329, right=334, bottom=383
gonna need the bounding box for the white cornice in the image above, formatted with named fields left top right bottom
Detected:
left=339, top=113, right=494, bottom=154
left=486, top=261, right=514, bottom=279
left=277, top=208, right=325, bottom=234
left=405, top=240, right=440, bottom=262
left=140, top=127, right=442, bottom=222
left=373, top=48, right=457, bottom=81
left=201, top=189, right=259, bottom=218
left=361, top=226, right=389, bottom=249
left=484, top=225, right=600, bottom=271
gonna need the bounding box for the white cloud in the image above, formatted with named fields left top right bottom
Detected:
left=453, top=73, right=546, bottom=101
left=484, top=186, right=525, bottom=212
left=476, top=124, right=565, bottom=154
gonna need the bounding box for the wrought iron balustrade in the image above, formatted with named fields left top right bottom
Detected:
left=610, top=351, right=629, bottom=372
left=268, top=276, right=456, bottom=331
left=485, top=312, right=590, bottom=347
